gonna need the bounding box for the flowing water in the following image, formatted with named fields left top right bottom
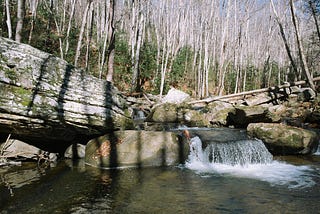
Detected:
left=1, top=132, right=320, bottom=213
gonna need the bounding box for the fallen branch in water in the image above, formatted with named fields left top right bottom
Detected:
left=0, top=134, right=11, bottom=156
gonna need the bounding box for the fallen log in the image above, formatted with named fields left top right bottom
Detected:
left=189, top=77, right=320, bottom=104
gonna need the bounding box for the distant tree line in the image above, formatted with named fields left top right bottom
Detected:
left=1, top=0, right=319, bottom=97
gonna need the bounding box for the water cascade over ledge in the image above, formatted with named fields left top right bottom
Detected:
left=185, top=134, right=317, bottom=189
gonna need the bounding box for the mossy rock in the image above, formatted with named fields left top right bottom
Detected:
left=146, top=103, right=180, bottom=123
left=181, top=109, right=210, bottom=127
left=247, top=123, right=319, bottom=155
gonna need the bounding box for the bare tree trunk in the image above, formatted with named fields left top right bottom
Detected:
left=106, top=0, right=116, bottom=82
left=64, top=0, right=76, bottom=56
left=289, top=0, right=315, bottom=91
left=99, top=1, right=110, bottom=79
left=197, top=32, right=203, bottom=97
left=309, top=0, right=320, bottom=43
left=74, top=1, right=92, bottom=67
left=53, top=17, right=64, bottom=59
left=131, top=0, right=145, bottom=92
left=85, top=7, right=94, bottom=73
left=28, top=0, right=38, bottom=44
left=270, top=0, right=299, bottom=78
left=132, top=14, right=144, bottom=91
left=5, top=0, right=12, bottom=39
left=45, top=0, right=54, bottom=49
left=15, top=0, right=26, bottom=43
left=217, top=0, right=231, bottom=96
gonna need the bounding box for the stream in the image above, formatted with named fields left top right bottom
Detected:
left=1, top=130, right=320, bottom=213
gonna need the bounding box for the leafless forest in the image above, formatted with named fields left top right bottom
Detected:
left=1, top=0, right=319, bottom=97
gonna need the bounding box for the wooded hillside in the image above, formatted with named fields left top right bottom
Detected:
left=1, top=0, right=319, bottom=97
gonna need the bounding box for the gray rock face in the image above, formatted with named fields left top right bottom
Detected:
left=247, top=123, right=319, bottom=155
left=85, top=130, right=189, bottom=168
left=0, top=37, right=133, bottom=144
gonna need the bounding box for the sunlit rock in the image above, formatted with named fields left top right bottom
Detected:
left=161, top=88, right=190, bottom=104
left=146, top=102, right=210, bottom=128
left=247, top=123, right=319, bottom=155
left=204, top=101, right=235, bottom=127
left=0, top=37, right=133, bottom=146
left=146, top=103, right=180, bottom=123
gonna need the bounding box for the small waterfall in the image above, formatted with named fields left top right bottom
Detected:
left=133, top=108, right=146, bottom=121
left=188, top=137, right=273, bottom=166
left=186, top=134, right=317, bottom=189
left=132, top=108, right=146, bottom=129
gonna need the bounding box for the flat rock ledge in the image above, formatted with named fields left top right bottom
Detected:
left=0, top=37, right=133, bottom=148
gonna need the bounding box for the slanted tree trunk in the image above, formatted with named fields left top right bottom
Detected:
left=15, top=0, right=26, bottom=43
left=5, top=0, right=12, bottom=39
left=28, top=0, right=38, bottom=44
left=309, top=0, right=320, bottom=43
left=74, top=0, right=92, bottom=67
left=289, top=0, right=315, bottom=91
left=270, top=0, right=299, bottom=77
left=64, top=0, right=76, bottom=56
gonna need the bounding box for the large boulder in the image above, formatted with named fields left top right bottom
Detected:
left=146, top=103, right=210, bottom=128
left=247, top=123, right=319, bottom=155
left=146, top=103, right=180, bottom=123
left=85, top=130, right=189, bottom=168
left=0, top=37, right=133, bottom=145
left=161, top=88, right=190, bottom=104
left=204, top=101, right=235, bottom=127
left=228, top=106, right=281, bottom=128
left=181, top=109, right=210, bottom=127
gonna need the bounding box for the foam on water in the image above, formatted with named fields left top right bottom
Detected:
left=185, top=136, right=316, bottom=189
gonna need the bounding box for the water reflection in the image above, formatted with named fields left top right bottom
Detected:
left=0, top=158, right=319, bottom=213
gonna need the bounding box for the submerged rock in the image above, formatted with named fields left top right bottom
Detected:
left=85, top=130, right=189, bottom=168
left=247, top=123, right=319, bottom=155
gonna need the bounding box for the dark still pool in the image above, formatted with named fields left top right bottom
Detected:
left=1, top=154, right=320, bottom=214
